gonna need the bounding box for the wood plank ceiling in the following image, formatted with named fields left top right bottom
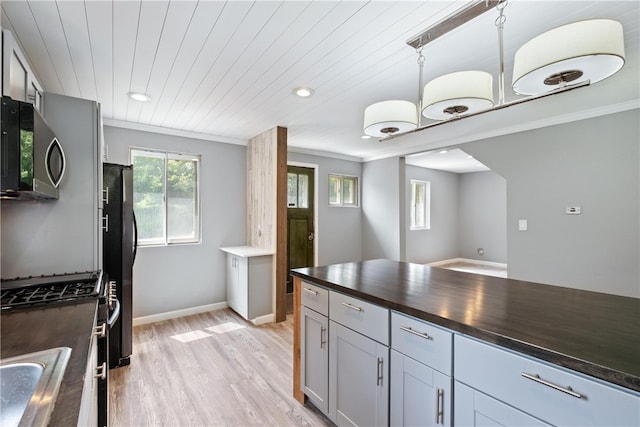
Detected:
left=1, top=1, right=639, bottom=162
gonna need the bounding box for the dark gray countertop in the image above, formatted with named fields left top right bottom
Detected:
left=1, top=301, right=97, bottom=426
left=292, top=259, right=640, bottom=392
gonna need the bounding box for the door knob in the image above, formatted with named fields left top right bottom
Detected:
left=308, top=232, right=314, bottom=241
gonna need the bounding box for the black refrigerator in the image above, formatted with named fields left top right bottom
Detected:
left=103, top=163, right=136, bottom=369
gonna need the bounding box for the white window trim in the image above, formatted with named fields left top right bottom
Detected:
left=129, top=147, right=201, bottom=246
left=329, top=173, right=360, bottom=208
left=410, top=179, right=430, bottom=230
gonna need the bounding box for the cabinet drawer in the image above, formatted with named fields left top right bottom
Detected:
left=301, top=281, right=328, bottom=316
left=391, top=312, right=452, bottom=375
left=455, top=335, right=640, bottom=427
left=329, top=291, right=388, bottom=345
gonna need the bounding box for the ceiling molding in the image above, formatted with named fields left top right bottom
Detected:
left=287, top=146, right=364, bottom=163
left=103, top=118, right=247, bottom=146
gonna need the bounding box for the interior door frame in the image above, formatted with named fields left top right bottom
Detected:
left=287, top=161, right=319, bottom=269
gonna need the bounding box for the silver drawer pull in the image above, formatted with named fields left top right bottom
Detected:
left=376, top=357, right=384, bottom=386
left=303, top=287, right=318, bottom=296
left=400, top=325, right=432, bottom=340
left=521, top=373, right=583, bottom=398
left=341, top=302, right=363, bottom=312
left=93, top=323, right=106, bottom=338
left=320, top=326, right=327, bottom=348
left=95, top=362, right=107, bottom=380
left=436, top=388, right=444, bottom=425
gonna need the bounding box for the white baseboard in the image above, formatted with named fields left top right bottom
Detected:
left=133, top=302, right=229, bottom=326
left=427, top=258, right=507, bottom=269
left=250, top=314, right=274, bottom=326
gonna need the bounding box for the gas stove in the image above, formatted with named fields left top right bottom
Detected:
left=1, top=271, right=104, bottom=311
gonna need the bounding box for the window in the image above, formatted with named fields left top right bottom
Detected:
left=288, top=172, right=309, bottom=208
left=410, top=180, right=430, bottom=230
left=329, top=174, right=359, bottom=207
left=131, top=148, right=200, bottom=245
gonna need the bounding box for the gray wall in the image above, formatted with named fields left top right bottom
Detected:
left=103, top=126, right=246, bottom=317
left=288, top=152, right=362, bottom=266
left=362, top=157, right=402, bottom=260
left=2, top=93, right=100, bottom=278
left=464, top=110, right=639, bottom=298
left=458, top=171, right=507, bottom=263
left=404, top=164, right=459, bottom=264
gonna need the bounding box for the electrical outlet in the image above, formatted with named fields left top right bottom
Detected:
left=566, top=206, right=581, bottom=215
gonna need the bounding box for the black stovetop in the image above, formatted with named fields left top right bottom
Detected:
left=1, top=271, right=103, bottom=311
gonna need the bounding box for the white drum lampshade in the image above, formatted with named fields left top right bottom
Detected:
left=512, top=19, right=625, bottom=95
left=363, top=100, right=418, bottom=137
left=422, top=71, right=494, bottom=120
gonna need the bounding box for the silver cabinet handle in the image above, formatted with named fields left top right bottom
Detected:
left=376, top=357, right=384, bottom=386
left=93, top=323, right=106, bottom=338
left=303, top=287, right=318, bottom=296
left=521, top=373, right=583, bottom=398
left=341, top=302, right=363, bottom=312
left=101, top=214, right=109, bottom=232
left=95, top=362, right=107, bottom=380
left=400, top=325, right=432, bottom=340
left=436, top=388, right=444, bottom=424
left=320, top=326, right=327, bottom=349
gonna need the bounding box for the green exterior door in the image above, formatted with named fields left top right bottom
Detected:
left=287, top=166, right=315, bottom=293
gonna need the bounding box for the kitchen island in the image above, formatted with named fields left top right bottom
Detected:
left=291, top=259, right=640, bottom=426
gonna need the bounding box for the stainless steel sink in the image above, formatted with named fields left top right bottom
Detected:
left=0, top=347, right=72, bottom=427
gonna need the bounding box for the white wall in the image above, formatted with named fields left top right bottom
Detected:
left=463, top=110, right=639, bottom=298
left=404, top=164, right=459, bottom=264
left=103, top=126, right=246, bottom=317
left=457, top=171, right=507, bottom=263
left=288, top=152, right=362, bottom=266
left=362, top=157, right=403, bottom=261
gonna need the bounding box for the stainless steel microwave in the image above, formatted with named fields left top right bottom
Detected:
left=1, top=96, right=65, bottom=200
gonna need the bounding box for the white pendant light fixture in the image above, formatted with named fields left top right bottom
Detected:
left=363, top=100, right=418, bottom=138
left=422, top=70, right=494, bottom=120
left=512, top=19, right=625, bottom=95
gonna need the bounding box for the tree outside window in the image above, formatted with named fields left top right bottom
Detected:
left=131, top=149, right=200, bottom=245
left=329, top=174, right=359, bottom=207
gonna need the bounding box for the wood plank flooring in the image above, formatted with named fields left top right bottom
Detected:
left=109, top=308, right=332, bottom=426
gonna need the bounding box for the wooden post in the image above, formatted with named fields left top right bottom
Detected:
left=293, top=276, right=305, bottom=403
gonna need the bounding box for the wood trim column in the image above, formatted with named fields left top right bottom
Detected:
left=293, top=276, right=305, bottom=403
left=275, top=127, right=287, bottom=322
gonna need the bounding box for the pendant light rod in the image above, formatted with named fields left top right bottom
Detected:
left=416, top=47, right=425, bottom=128
left=495, top=0, right=508, bottom=105
left=407, top=0, right=500, bottom=49
left=380, top=80, right=590, bottom=142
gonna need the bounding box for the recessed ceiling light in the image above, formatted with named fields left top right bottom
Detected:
left=128, top=92, right=151, bottom=102
left=294, top=87, right=314, bottom=97
left=361, top=135, right=372, bottom=140
left=439, top=149, right=449, bottom=154
left=466, top=155, right=473, bottom=159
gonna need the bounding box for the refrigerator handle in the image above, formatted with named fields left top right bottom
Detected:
left=132, top=210, right=138, bottom=266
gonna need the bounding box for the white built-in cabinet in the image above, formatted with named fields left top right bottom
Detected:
left=2, top=29, right=43, bottom=110
left=300, top=282, right=329, bottom=415
left=298, top=280, right=640, bottom=427
left=390, top=312, right=452, bottom=426
left=454, top=335, right=640, bottom=427
left=220, top=246, right=273, bottom=325
left=329, top=290, right=389, bottom=426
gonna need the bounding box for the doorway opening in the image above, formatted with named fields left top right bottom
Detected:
left=286, top=164, right=317, bottom=313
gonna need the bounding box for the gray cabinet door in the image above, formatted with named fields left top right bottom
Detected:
left=329, top=321, right=389, bottom=426
left=454, top=381, right=549, bottom=427
left=301, top=306, right=329, bottom=415
left=390, top=350, right=451, bottom=426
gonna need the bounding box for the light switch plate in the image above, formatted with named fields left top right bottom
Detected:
left=518, top=219, right=527, bottom=231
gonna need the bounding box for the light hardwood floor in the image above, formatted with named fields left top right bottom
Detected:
left=109, top=308, right=332, bottom=426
